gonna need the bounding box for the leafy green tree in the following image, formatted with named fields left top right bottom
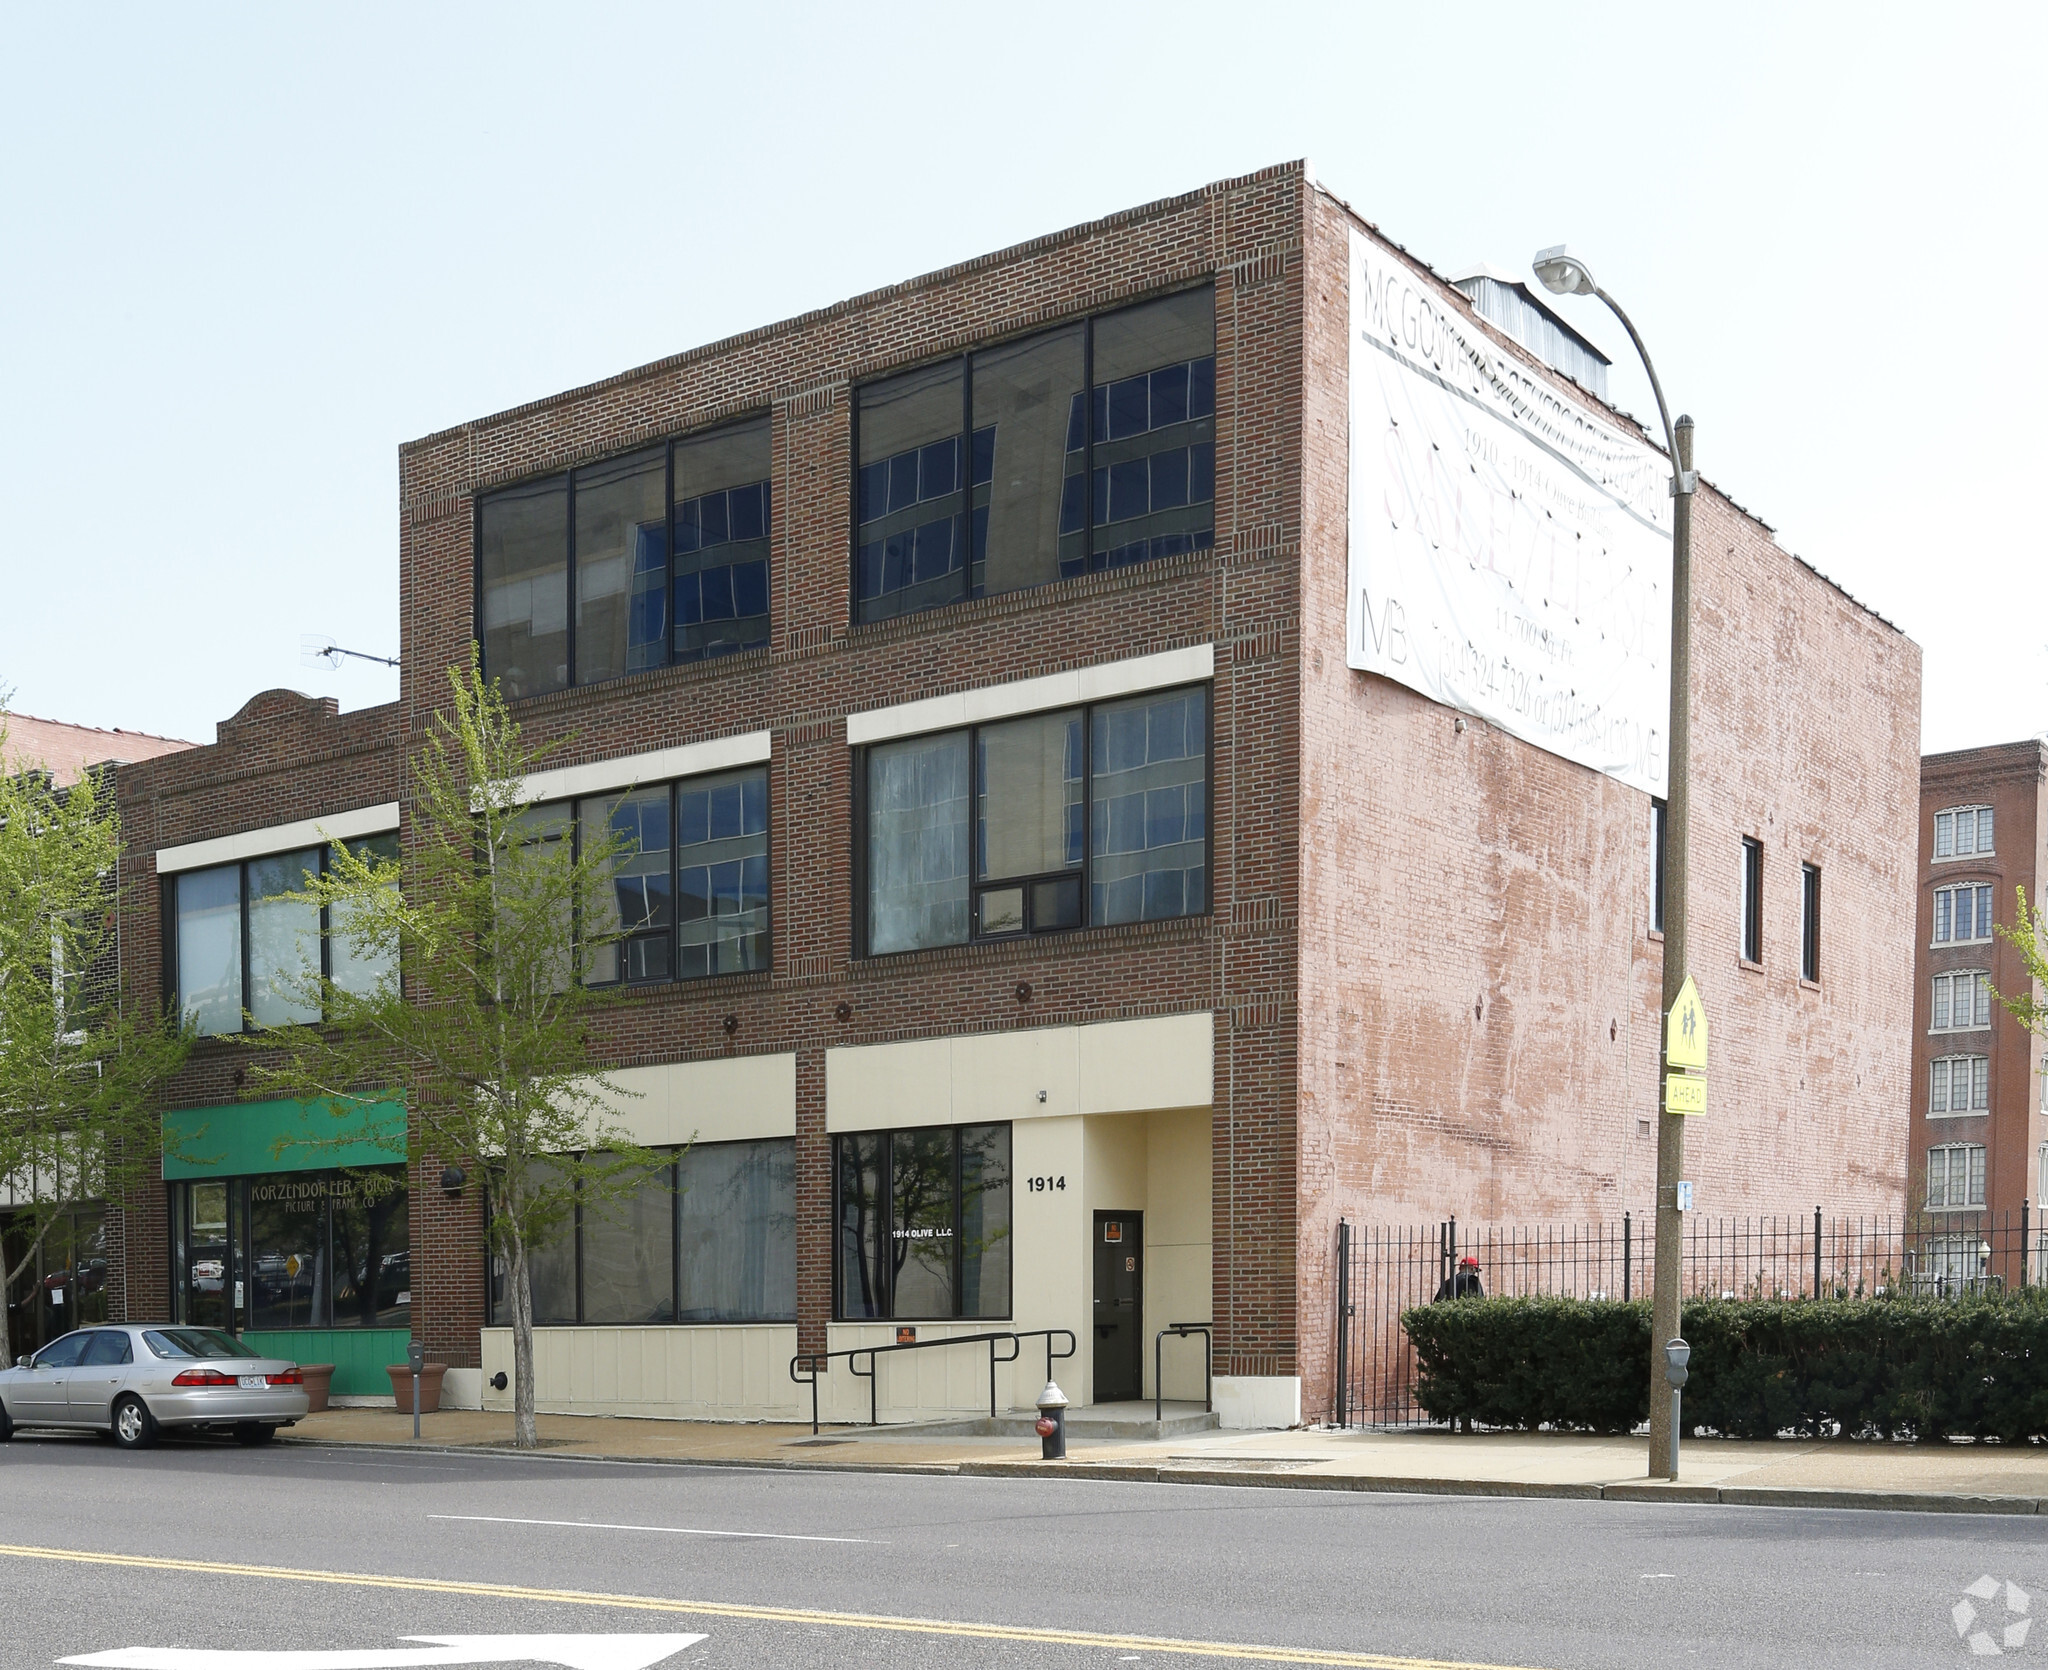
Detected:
left=244, top=657, right=662, bottom=1447
left=0, top=717, right=189, bottom=1371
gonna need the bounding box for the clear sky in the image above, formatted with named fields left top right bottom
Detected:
left=3, top=3, right=2040, bottom=754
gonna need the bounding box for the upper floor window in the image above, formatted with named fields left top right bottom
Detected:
left=533, top=766, right=770, bottom=986
left=1935, top=804, right=1994, bottom=860
left=1650, top=800, right=1666, bottom=934
left=1739, top=836, right=1763, bottom=963
left=859, top=685, right=1208, bottom=955
left=1800, top=862, right=1821, bottom=983
left=478, top=417, right=770, bottom=699
left=854, top=287, right=1215, bottom=624
left=1932, top=970, right=1991, bottom=1032
left=1935, top=882, right=1995, bottom=944
left=1931, top=1053, right=1989, bottom=1115
left=170, top=836, right=398, bottom=1038
left=1927, top=1142, right=1986, bottom=1210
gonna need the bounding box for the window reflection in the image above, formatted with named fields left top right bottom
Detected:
left=574, top=448, right=668, bottom=684
left=674, top=418, right=772, bottom=664
left=833, top=1124, right=1010, bottom=1321
left=479, top=477, right=571, bottom=699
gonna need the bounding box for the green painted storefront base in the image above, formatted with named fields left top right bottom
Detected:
left=242, top=1329, right=412, bottom=1396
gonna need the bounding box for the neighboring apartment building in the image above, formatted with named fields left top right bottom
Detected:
left=1910, top=740, right=2048, bottom=1262
left=106, top=163, right=1920, bottom=1426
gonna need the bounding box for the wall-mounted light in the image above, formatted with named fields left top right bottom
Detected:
left=440, top=1165, right=465, bottom=1196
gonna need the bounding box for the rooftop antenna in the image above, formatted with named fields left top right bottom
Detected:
left=301, top=634, right=399, bottom=671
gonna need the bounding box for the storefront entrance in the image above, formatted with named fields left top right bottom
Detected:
left=1092, top=1211, right=1143, bottom=1402
left=1, top=1208, right=108, bottom=1360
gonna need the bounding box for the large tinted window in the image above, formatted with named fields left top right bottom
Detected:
left=573, top=447, right=668, bottom=685
left=853, top=287, right=1214, bottom=624
left=487, top=1139, right=797, bottom=1327
left=476, top=418, right=772, bottom=694
left=479, top=476, right=571, bottom=700
left=834, top=1124, right=1011, bottom=1321
left=677, top=1139, right=796, bottom=1323
left=169, top=1167, right=408, bottom=1331
left=175, top=865, right=242, bottom=1036
left=562, top=765, right=771, bottom=989
left=856, top=362, right=970, bottom=622
left=866, top=733, right=970, bottom=955
left=246, top=849, right=322, bottom=1029
left=862, top=685, right=1208, bottom=954
left=674, top=418, right=772, bottom=664
left=171, top=839, right=400, bottom=1036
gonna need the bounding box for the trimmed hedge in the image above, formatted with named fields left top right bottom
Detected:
left=1400, top=1291, right=2048, bottom=1440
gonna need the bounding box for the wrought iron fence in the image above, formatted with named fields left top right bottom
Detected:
left=1330, top=1206, right=2043, bottom=1428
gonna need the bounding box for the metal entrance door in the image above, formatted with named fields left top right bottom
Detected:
left=1092, top=1211, right=1143, bottom=1402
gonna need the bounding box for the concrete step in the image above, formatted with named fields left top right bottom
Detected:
left=873, top=1401, right=1220, bottom=1441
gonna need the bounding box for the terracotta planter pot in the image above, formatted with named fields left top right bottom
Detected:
left=300, top=1364, right=336, bottom=1413
left=385, top=1362, right=448, bottom=1414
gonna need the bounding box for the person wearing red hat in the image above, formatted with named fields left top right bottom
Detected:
left=1432, top=1254, right=1485, bottom=1302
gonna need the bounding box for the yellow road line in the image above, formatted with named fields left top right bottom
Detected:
left=0, top=1542, right=1551, bottom=1670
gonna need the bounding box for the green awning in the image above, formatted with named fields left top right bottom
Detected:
left=161, top=1096, right=407, bottom=1180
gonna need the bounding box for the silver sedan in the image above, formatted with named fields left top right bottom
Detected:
left=0, top=1324, right=308, bottom=1449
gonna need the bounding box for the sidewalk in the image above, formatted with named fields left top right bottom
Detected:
left=282, top=1407, right=2048, bottom=1514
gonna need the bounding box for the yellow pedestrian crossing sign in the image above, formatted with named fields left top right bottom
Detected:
left=1665, top=975, right=1708, bottom=1071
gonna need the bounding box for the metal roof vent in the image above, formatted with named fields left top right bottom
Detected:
left=1446, top=264, right=1611, bottom=401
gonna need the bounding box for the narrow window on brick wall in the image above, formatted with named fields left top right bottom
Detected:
left=1927, top=1143, right=1987, bottom=1210
left=1931, top=970, right=1992, bottom=1032
left=543, top=765, right=770, bottom=989
left=1650, top=799, right=1666, bottom=934
left=475, top=415, right=771, bottom=694
left=1930, top=1053, right=1990, bottom=1115
left=852, top=286, right=1214, bottom=625
left=1800, top=862, right=1821, bottom=983
left=1934, top=882, right=1996, bottom=944
left=485, top=1138, right=797, bottom=1327
left=833, top=1123, right=1011, bottom=1322
left=1935, top=804, right=1994, bottom=860
left=166, top=834, right=399, bottom=1038
left=1740, top=836, right=1763, bottom=963
left=859, top=684, right=1209, bottom=955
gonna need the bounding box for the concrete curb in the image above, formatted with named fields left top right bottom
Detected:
left=273, top=1434, right=2048, bottom=1515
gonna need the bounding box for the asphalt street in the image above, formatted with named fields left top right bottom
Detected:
left=2, top=1431, right=2044, bottom=1669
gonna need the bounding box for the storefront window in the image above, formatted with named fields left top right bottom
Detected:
left=169, top=1166, right=408, bottom=1331
left=485, top=1139, right=797, bottom=1328
left=835, top=1124, right=1011, bottom=1321
left=0, top=1208, right=109, bottom=1358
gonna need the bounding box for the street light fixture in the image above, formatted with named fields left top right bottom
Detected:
left=1534, top=243, right=1695, bottom=1479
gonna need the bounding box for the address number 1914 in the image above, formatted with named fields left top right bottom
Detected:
left=1026, top=1175, right=1067, bottom=1192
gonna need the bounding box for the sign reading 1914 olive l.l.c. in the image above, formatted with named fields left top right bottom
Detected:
left=1346, top=229, right=1674, bottom=797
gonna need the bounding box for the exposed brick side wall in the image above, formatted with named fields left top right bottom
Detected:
left=1291, top=190, right=1920, bottom=1415
left=1909, top=741, right=2048, bottom=1229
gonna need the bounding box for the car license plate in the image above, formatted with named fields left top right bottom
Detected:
left=238, top=1375, right=267, bottom=1390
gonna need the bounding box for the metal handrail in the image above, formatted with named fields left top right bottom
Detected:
left=789, top=1328, right=1077, bottom=1435
left=1154, top=1322, right=1213, bottom=1423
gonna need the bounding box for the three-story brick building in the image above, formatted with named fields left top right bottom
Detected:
left=106, top=163, right=1921, bottom=1426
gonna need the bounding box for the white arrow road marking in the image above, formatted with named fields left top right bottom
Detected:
left=429, top=1514, right=874, bottom=1544
left=59, top=1635, right=705, bottom=1670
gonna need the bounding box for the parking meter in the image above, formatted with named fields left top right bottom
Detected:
left=1663, top=1338, right=1690, bottom=1477
left=407, top=1339, right=426, bottom=1438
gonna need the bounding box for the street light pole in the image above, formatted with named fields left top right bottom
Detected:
left=1532, top=247, right=1696, bottom=1479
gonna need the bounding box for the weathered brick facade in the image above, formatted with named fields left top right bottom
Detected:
left=107, top=163, right=1920, bottom=1420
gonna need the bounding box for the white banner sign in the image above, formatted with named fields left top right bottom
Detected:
left=1347, top=230, right=1673, bottom=796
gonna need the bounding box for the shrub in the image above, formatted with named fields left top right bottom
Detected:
left=1400, top=1289, right=2048, bottom=1440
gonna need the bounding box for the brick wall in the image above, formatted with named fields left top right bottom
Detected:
left=1291, top=189, right=1921, bottom=1414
